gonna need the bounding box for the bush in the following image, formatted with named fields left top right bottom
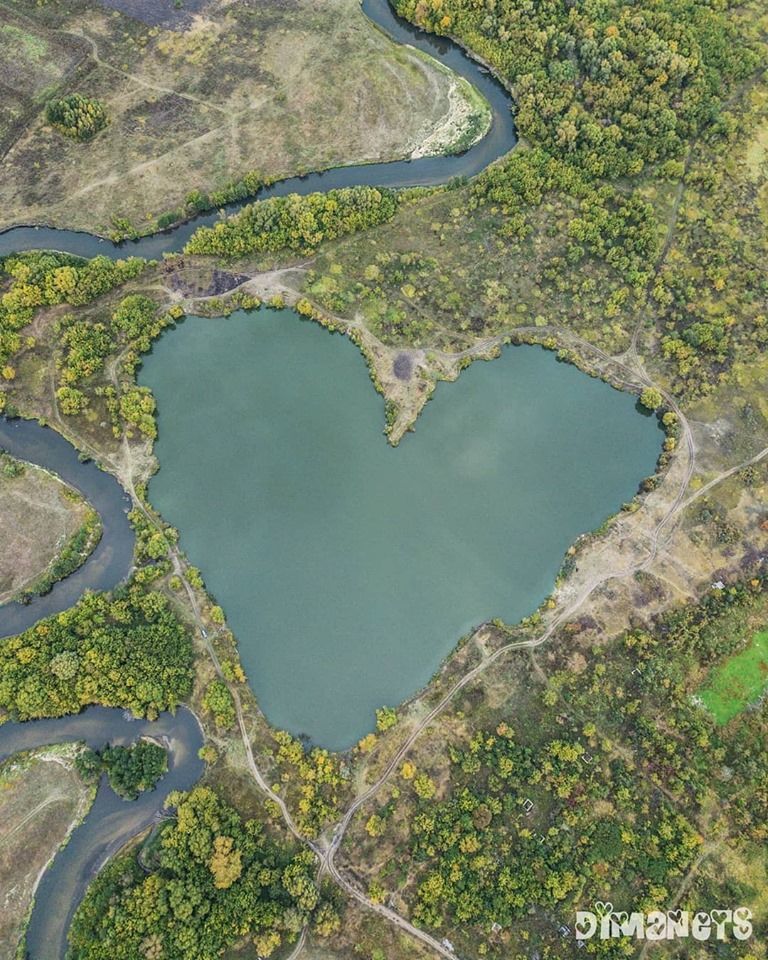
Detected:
left=202, top=679, right=236, bottom=728
left=375, top=706, right=398, bottom=732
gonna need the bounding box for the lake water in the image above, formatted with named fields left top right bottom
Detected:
left=141, top=308, right=661, bottom=749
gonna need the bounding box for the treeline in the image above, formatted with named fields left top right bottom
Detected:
left=155, top=170, right=268, bottom=231
left=109, top=172, right=271, bottom=240
left=184, top=186, right=398, bottom=259
left=395, top=0, right=756, bottom=179
left=0, top=251, right=146, bottom=374
left=0, top=585, right=193, bottom=721
left=68, top=787, right=341, bottom=959
left=18, top=508, right=101, bottom=602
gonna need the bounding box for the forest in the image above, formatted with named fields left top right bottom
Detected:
left=68, top=786, right=341, bottom=960
left=0, top=252, right=146, bottom=380
left=0, top=584, right=193, bottom=721
left=54, top=292, right=173, bottom=434
left=282, top=0, right=766, bottom=403
left=45, top=95, right=108, bottom=142
left=395, top=0, right=754, bottom=178
left=77, top=740, right=169, bottom=800
left=350, top=574, right=768, bottom=957
left=185, top=186, right=398, bottom=259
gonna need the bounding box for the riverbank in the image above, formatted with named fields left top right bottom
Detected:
left=0, top=0, right=515, bottom=259
left=1, top=1, right=765, bottom=958
left=0, top=744, right=96, bottom=959
left=0, top=0, right=491, bottom=239
left=0, top=707, right=204, bottom=960
left=0, top=417, right=135, bottom=639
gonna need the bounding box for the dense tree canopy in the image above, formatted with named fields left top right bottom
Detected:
left=46, top=94, right=108, bottom=141
left=396, top=0, right=755, bottom=178
left=0, top=586, right=193, bottom=720
left=101, top=741, right=169, bottom=800
left=405, top=725, right=701, bottom=931
left=68, top=787, right=339, bottom=960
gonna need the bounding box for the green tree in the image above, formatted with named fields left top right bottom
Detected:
left=202, top=679, right=236, bottom=728
left=0, top=586, right=193, bottom=720
left=640, top=387, right=664, bottom=411
left=101, top=741, right=168, bottom=800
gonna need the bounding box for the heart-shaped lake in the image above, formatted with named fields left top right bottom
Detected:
left=141, top=308, right=661, bottom=749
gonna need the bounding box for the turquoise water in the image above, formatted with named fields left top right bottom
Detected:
left=141, top=308, right=661, bottom=749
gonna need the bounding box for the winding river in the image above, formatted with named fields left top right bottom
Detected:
left=0, top=417, right=135, bottom=639
left=0, top=0, right=516, bottom=261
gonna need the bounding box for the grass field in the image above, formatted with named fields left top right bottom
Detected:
left=0, top=0, right=485, bottom=236
left=0, top=745, right=94, bottom=958
left=0, top=15, right=85, bottom=153
left=699, top=629, right=768, bottom=724
left=0, top=456, right=90, bottom=602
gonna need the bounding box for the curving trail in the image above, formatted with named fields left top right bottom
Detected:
left=312, top=333, right=768, bottom=958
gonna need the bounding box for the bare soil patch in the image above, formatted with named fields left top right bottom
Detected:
left=97, top=0, right=211, bottom=30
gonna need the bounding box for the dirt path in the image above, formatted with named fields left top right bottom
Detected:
left=54, top=28, right=230, bottom=115
left=82, top=297, right=762, bottom=959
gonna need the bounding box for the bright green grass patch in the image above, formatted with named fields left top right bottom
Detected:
left=699, top=629, right=768, bottom=724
